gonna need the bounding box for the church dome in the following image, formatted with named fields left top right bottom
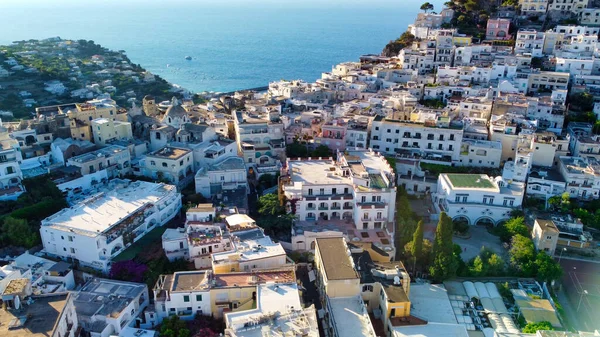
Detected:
left=163, top=97, right=187, bottom=121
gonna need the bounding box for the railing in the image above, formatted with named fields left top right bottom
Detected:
left=343, top=205, right=353, bottom=209
left=318, top=206, right=329, bottom=210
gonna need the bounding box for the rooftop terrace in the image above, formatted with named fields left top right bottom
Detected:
left=445, top=174, right=495, bottom=189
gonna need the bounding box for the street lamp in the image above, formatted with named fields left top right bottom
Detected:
left=577, top=290, right=589, bottom=311
left=558, top=247, right=567, bottom=263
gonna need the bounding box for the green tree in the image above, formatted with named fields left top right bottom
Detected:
left=2, top=217, right=38, bottom=248
left=420, top=2, right=434, bottom=12
left=535, top=251, right=563, bottom=282
left=160, top=315, right=190, bottom=337
left=498, top=217, right=529, bottom=242
left=469, top=256, right=486, bottom=276
left=311, top=145, right=332, bottom=158
left=523, top=321, right=554, bottom=333
left=382, top=31, right=416, bottom=57
left=487, top=254, right=505, bottom=276
left=509, top=234, right=536, bottom=275
left=569, top=92, right=594, bottom=112
left=430, top=212, right=457, bottom=281
left=286, top=141, right=309, bottom=158
left=258, top=193, right=284, bottom=216
left=411, top=220, right=424, bottom=265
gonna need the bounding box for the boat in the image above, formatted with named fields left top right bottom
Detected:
left=185, top=56, right=192, bottom=60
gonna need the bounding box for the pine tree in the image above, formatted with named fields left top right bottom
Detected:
left=411, top=220, right=424, bottom=266
left=430, top=212, right=457, bottom=281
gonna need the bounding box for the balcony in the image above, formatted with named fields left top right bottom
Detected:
left=343, top=205, right=353, bottom=210
left=306, top=206, right=316, bottom=210
left=330, top=206, right=341, bottom=210
left=318, top=206, right=329, bottom=210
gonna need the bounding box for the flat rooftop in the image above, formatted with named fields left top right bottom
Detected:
left=316, top=238, right=359, bottom=281
left=392, top=322, right=469, bottom=337
left=172, top=271, right=207, bottom=292
left=213, top=235, right=286, bottom=264
left=409, top=284, right=457, bottom=324
left=445, top=174, right=496, bottom=189
left=225, top=283, right=318, bottom=337
left=148, top=146, right=191, bottom=160
left=42, top=180, right=175, bottom=236
left=0, top=294, right=68, bottom=337
left=328, top=296, right=377, bottom=337
left=68, top=145, right=127, bottom=164
left=73, top=278, right=146, bottom=323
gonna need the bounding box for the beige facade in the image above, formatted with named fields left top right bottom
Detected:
left=532, top=219, right=559, bottom=256
left=143, top=146, right=194, bottom=185
left=314, top=238, right=360, bottom=298
left=91, top=118, right=133, bottom=145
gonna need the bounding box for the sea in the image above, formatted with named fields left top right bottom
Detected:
left=0, top=0, right=445, bottom=93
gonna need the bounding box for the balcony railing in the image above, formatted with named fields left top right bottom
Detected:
left=343, top=205, right=353, bottom=210
left=318, top=206, right=329, bottom=210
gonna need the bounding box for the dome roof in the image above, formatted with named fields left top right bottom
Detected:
left=163, top=97, right=187, bottom=120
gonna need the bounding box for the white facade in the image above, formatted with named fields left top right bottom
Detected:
left=0, top=138, right=23, bottom=190
left=194, top=157, right=247, bottom=198
left=519, top=0, right=548, bottom=15
left=142, top=146, right=194, bottom=185
left=152, top=271, right=212, bottom=322
left=433, top=174, right=525, bottom=226
left=557, top=156, right=600, bottom=200
left=40, top=180, right=181, bottom=272
left=369, top=115, right=463, bottom=163
left=457, top=140, right=502, bottom=168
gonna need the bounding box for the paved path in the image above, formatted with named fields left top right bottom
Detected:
left=453, top=226, right=507, bottom=261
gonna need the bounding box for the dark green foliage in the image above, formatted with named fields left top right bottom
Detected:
left=463, top=247, right=506, bottom=277
left=311, top=145, right=332, bottom=158
left=522, top=321, right=554, bottom=333
left=0, top=175, right=67, bottom=248
left=495, top=217, right=529, bottom=243
left=255, top=194, right=294, bottom=238
left=411, top=220, right=424, bottom=264
left=535, top=251, right=563, bottom=282
left=286, top=142, right=332, bottom=159
left=421, top=99, right=446, bottom=109
left=160, top=315, right=191, bottom=337
left=569, top=92, right=595, bottom=113
left=430, top=212, right=458, bottom=281
left=1, top=217, right=38, bottom=248
left=509, top=234, right=536, bottom=275
left=382, top=32, right=416, bottom=57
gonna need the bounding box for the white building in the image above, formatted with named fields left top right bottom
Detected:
left=557, top=156, right=600, bottom=200
left=141, top=146, right=194, bottom=186
left=194, top=156, right=248, bottom=198
left=212, top=219, right=288, bottom=274
left=519, top=0, right=549, bottom=15
left=370, top=114, right=463, bottom=164
left=433, top=174, right=525, bottom=226
left=71, top=278, right=150, bottom=337
left=40, top=179, right=181, bottom=272
left=224, top=282, right=319, bottom=337
left=526, top=167, right=567, bottom=199
left=515, top=29, right=545, bottom=57
left=233, top=109, right=284, bottom=176
left=0, top=138, right=24, bottom=197
left=458, top=140, right=502, bottom=168
left=281, top=149, right=396, bottom=256
left=152, top=271, right=212, bottom=322
left=67, top=145, right=131, bottom=178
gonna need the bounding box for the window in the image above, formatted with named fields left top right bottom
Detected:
left=387, top=129, right=391, bottom=133
left=150, top=161, right=156, bottom=166
left=183, top=295, right=190, bottom=302
left=546, top=236, right=552, bottom=240
left=320, top=188, right=324, bottom=195
left=361, top=196, right=366, bottom=202
left=180, top=160, right=184, bottom=166
left=70, top=248, right=75, bottom=254
left=344, top=187, right=349, bottom=194
left=450, top=134, right=455, bottom=141
left=162, top=162, right=168, bottom=167
left=455, top=196, right=460, bottom=202
left=220, top=176, right=225, bottom=181
left=196, top=294, right=203, bottom=301
left=363, top=213, right=369, bottom=220
left=377, top=212, right=382, bottom=219
left=68, top=236, right=74, bottom=242
left=438, top=144, right=443, bottom=150
left=332, top=188, right=337, bottom=194
left=462, top=196, right=467, bottom=202
left=308, top=189, right=313, bottom=196
left=372, top=196, right=376, bottom=202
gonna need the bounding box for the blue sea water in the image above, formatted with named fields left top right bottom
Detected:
left=0, top=0, right=444, bottom=93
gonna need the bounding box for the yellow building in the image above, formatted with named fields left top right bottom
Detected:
left=453, top=36, right=473, bottom=46
left=91, top=118, right=133, bottom=145
left=314, top=237, right=361, bottom=298
left=68, top=99, right=128, bottom=142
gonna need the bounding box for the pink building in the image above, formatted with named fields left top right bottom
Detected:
left=315, top=119, right=347, bottom=152
left=486, top=19, right=511, bottom=40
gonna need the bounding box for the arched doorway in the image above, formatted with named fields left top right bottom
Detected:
left=319, top=212, right=328, bottom=220
left=475, top=217, right=495, bottom=227
left=331, top=212, right=340, bottom=219
left=452, top=215, right=470, bottom=234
